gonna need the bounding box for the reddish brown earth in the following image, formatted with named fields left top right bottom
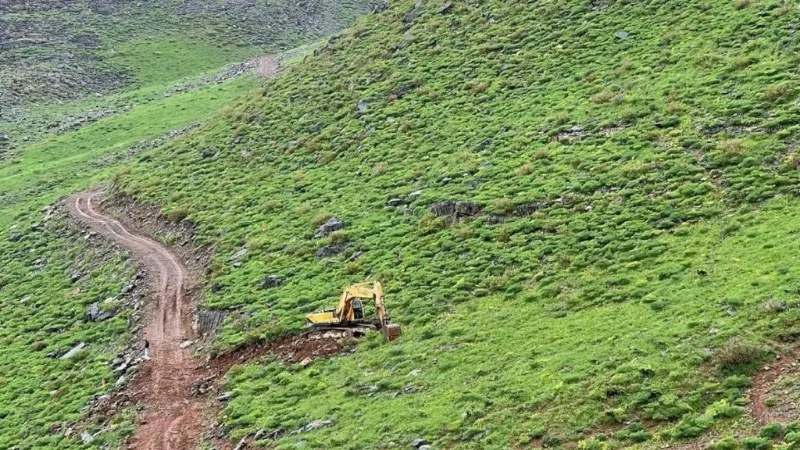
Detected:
left=69, top=190, right=345, bottom=450
left=70, top=191, right=203, bottom=450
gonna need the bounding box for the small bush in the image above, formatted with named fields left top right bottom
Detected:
left=760, top=423, right=784, bottom=439
left=714, top=337, right=764, bottom=370
left=517, top=163, right=534, bottom=175
left=371, top=162, right=389, bottom=175
left=735, top=0, right=751, bottom=9
left=765, top=83, right=793, bottom=102
left=593, top=91, right=615, bottom=103
left=713, top=437, right=739, bottom=450
left=742, top=437, right=771, bottom=450
left=163, top=207, right=188, bottom=222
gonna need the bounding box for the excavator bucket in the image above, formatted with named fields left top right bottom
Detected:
left=382, top=323, right=402, bottom=341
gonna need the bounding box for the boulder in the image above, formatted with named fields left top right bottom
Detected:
left=316, top=245, right=345, bottom=258
left=61, top=342, right=86, bottom=359
left=410, top=438, right=428, bottom=448
left=315, top=217, right=345, bottom=238
left=260, top=275, right=283, bottom=289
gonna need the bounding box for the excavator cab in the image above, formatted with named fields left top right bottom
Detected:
left=352, top=299, right=364, bottom=320
left=305, top=281, right=401, bottom=341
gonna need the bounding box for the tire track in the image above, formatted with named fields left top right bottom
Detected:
left=69, top=191, right=202, bottom=450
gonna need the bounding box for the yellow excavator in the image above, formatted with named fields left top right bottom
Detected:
left=305, top=281, right=401, bottom=341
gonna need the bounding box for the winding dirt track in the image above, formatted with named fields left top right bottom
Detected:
left=69, top=191, right=202, bottom=450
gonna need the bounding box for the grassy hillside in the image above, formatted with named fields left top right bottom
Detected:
left=0, top=0, right=376, bottom=159
left=0, top=74, right=261, bottom=449
left=109, top=0, right=800, bottom=447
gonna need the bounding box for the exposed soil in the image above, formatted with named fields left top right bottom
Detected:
left=68, top=189, right=346, bottom=450
left=70, top=190, right=202, bottom=450
left=749, top=350, right=800, bottom=424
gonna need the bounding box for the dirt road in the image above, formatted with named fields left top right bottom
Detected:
left=69, top=191, right=203, bottom=450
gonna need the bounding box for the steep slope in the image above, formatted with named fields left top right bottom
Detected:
left=110, top=0, right=800, bottom=447
left=46, top=0, right=800, bottom=448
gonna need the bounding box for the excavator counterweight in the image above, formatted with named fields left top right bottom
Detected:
left=305, top=281, right=401, bottom=341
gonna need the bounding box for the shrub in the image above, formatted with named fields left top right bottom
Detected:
left=163, top=207, right=188, bottom=222
left=760, top=423, right=784, bottom=439
left=735, top=0, right=751, bottom=9
left=765, top=83, right=793, bottom=102
left=713, top=437, right=739, bottom=450
left=490, top=198, right=515, bottom=215
left=517, top=163, right=534, bottom=175
left=742, top=437, right=771, bottom=450
left=714, top=337, right=764, bottom=370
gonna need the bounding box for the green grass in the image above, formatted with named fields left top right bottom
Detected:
left=107, top=36, right=258, bottom=86
left=104, top=0, right=800, bottom=447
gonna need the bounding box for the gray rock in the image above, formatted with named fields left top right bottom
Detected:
left=429, top=201, right=481, bottom=219
left=61, top=342, right=86, bottom=359
left=293, top=419, right=334, bottom=434
left=410, top=438, right=428, bottom=447
left=408, top=190, right=424, bottom=199
left=115, top=375, right=126, bottom=387
left=80, top=431, right=93, bottom=444
left=357, top=99, right=369, bottom=113
left=260, top=275, right=283, bottom=289
left=419, top=446, right=433, bottom=450
left=438, top=1, right=452, bottom=13
left=349, top=251, right=363, bottom=261
left=386, top=198, right=405, bottom=207
left=70, top=271, right=82, bottom=283
left=315, top=217, right=345, bottom=238
left=218, top=391, right=234, bottom=402
left=8, top=231, right=23, bottom=242
left=615, top=30, right=630, bottom=39
left=316, top=245, right=346, bottom=258
left=227, top=247, right=248, bottom=261
left=294, top=441, right=308, bottom=449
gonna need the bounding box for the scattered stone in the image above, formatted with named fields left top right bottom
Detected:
left=615, top=30, right=630, bottom=39
left=8, top=231, right=23, bottom=242
left=80, top=431, right=94, bottom=444
left=180, top=340, right=194, bottom=349
left=227, top=247, right=248, bottom=261
left=218, top=391, right=234, bottom=402
left=408, top=368, right=422, bottom=377
left=408, top=190, right=424, bottom=199
left=316, top=245, right=346, bottom=258
left=70, top=271, right=83, bottom=283
left=391, top=84, right=415, bottom=99
left=438, top=1, right=453, bottom=13
left=315, top=217, right=345, bottom=238
left=419, top=446, right=433, bottom=450
left=84, top=302, right=116, bottom=322
left=410, top=438, right=429, bottom=448
left=61, top=342, right=86, bottom=359
left=233, top=437, right=247, bottom=450
left=115, top=375, right=126, bottom=387
left=260, top=275, right=283, bottom=289
left=293, top=419, right=334, bottom=434
left=300, top=357, right=313, bottom=367
left=349, top=251, right=363, bottom=261
left=357, top=99, right=369, bottom=113
left=294, top=441, right=308, bottom=448
left=429, top=201, right=481, bottom=219
left=386, top=198, right=405, bottom=207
